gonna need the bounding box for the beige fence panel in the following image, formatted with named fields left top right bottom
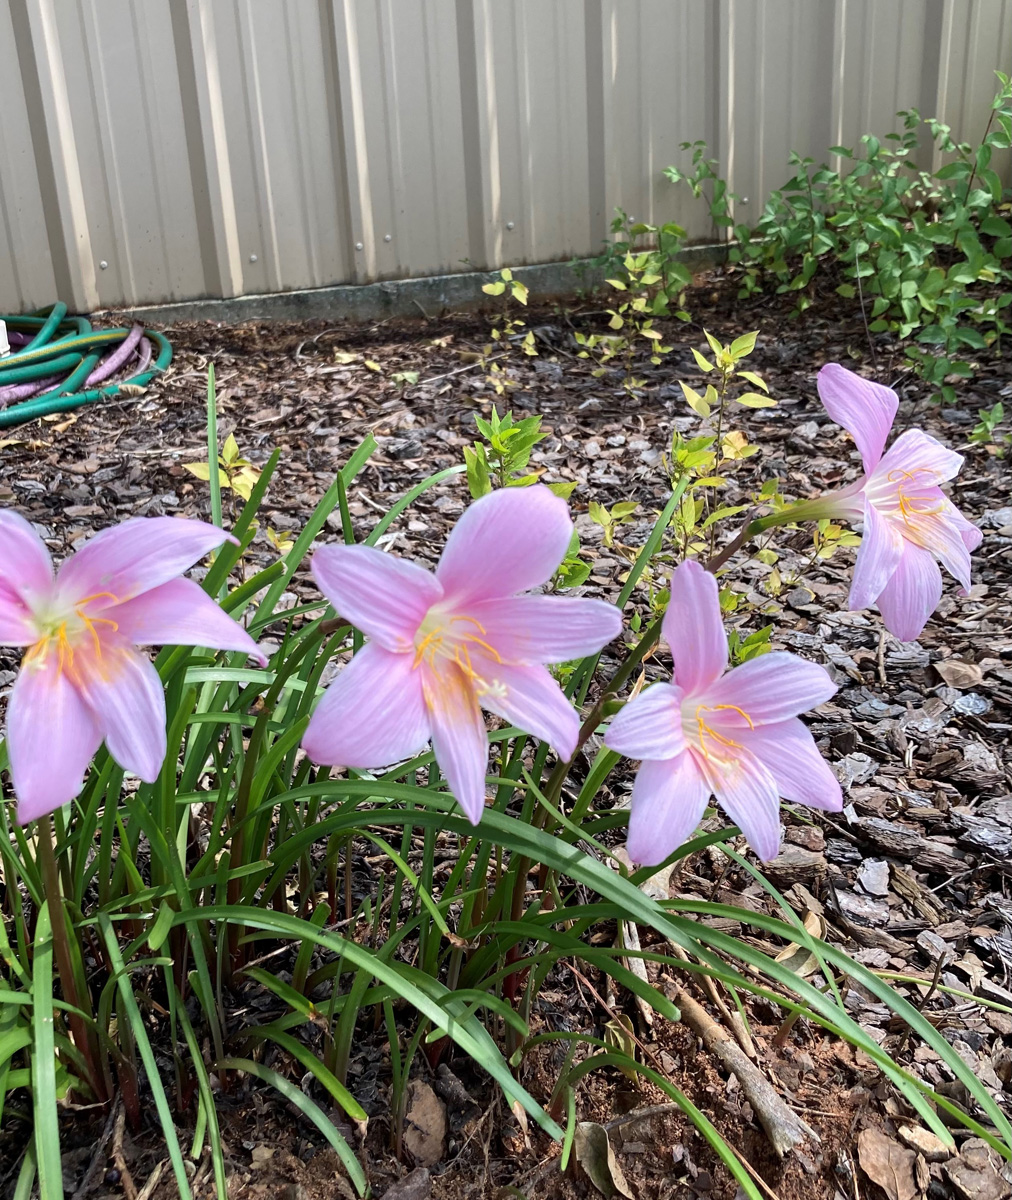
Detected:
left=0, top=0, right=1009, bottom=313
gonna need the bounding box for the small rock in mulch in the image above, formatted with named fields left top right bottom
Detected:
left=381, top=1167, right=431, bottom=1200
left=944, top=1139, right=1012, bottom=1200
left=838, top=890, right=890, bottom=927
left=915, top=930, right=952, bottom=963
left=897, top=1125, right=952, bottom=1162
left=856, top=859, right=890, bottom=896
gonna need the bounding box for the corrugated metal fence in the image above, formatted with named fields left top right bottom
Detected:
left=1, top=0, right=1009, bottom=314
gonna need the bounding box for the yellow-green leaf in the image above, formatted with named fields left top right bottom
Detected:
left=679, top=380, right=710, bottom=417
left=735, top=392, right=777, bottom=408
left=704, top=330, right=724, bottom=356
left=691, top=348, right=714, bottom=372
left=729, top=330, right=759, bottom=359
left=738, top=370, right=768, bottom=392
left=222, top=433, right=239, bottom=465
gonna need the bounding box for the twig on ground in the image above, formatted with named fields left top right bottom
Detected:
left=135, top=1161, right=166, bottom=1200
left=672, top=985, right=819, bottom=1157
left=110, top=1103, right=139, bottom=1200
left=70, top=1098, right=120, bottom=1200
left=671, top=944, right=757, bottom=1060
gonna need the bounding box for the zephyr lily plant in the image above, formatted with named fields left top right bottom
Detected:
left=605, top=559, right=842, bottom=863
left=810, top=364, right=981, bottom=639
left=302, top=484, right=622, bottom=822
left=0, top=510, right=265, bottom=823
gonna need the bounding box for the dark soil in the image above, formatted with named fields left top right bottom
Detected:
left=1, top=269, right=1010, bottom=1200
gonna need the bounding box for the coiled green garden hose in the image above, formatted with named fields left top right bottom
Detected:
left=0, top=303, right=172, bottom=430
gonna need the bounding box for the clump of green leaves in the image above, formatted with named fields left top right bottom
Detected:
left=479, top=268, right=537, bottom=396
left=588, top=500, right=639, bottom=548
left=727, top=623, right=774, bottom=665
left=591, top=208, right=694, bottom=320
left=576, top=251, right=679, bottom=396
left=184, top=432, right=262, bottom=501
left=463, top=408, right=549, bottom=497
left=668, top=330, right=778, bottom=560
left=970, top=400, right=1010, bottom=457
left=666, top=74, right=1012, bottom=401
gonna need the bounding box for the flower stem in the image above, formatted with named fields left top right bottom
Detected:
left=36, top=814, right=105, bottom=1099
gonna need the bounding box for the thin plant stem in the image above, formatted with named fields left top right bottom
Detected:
left=36, top=814, right=104, bottom=1098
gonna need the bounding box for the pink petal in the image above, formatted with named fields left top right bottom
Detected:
left=476, top=660, right=580, bottom=760
left=55, top=517, right=232, bottom=609
left=72, top=640, right=168, bottom=783
left=663, top=559, right=727, bottom=693
left=700, top=747, right=782, bottom=861
left=817, top=363, right=898, bottom=474
left=312, top=544, right=442, bottom=653
left=0, top=508, right=54, bottom=603
left=302, top=643, right=430, bottom=768
left=849, top=499, right=903, bottom=610
left=7, top=652, right=102, bottom=824
left=871, top=427, right=965, bottom=486
left=626, top=753, right=710, bottom=866
left=741, top=718, right=843, bottom=812
left=949, top=503, right=983, bottom=553
left=875, top=541, right=943, bottom=641
left=604, top=683, right=686, bottom=761
left=424, top=663, right=490, bottom=824
left=109, top=578, right=267, bottom=663
left=700, top=651, right=836, bottom=726
left=464, top=595, right=621, bottom=664
left=0, top=580, right=37, bottom=645
left=920, top=501, right=974, bottom=592
left=435, top=485, right=573, bottom=605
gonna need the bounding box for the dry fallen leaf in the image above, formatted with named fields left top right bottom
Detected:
left=934, top=659, right=984, bottom=689
left=574, top=1121, right=633, bottom=1199
left=403, top=1079, right=447, bottom=1168
left=774, top=910, right=827, bottom=977
left=857, top=1127, right=918, bottom=1200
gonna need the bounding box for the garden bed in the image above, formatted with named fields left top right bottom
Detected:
left=1, top=272, right=1011, bottom=1200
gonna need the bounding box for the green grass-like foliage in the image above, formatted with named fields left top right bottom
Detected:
left=1, top=422, right=1009, bottom=1198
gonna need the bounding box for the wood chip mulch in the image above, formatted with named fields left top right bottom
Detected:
left=1, top=272, right=1010, bottom=1200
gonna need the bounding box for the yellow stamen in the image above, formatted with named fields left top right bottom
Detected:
left=413, top=612, right=505, bottom=700
left=885, top=466, right=946, bottom=533
left=75, top=590, right=120, bottom=609
left=694, top=703, right=754, bottom=762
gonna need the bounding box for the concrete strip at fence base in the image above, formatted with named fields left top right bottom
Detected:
left=107, top=246, right=727, bottom=328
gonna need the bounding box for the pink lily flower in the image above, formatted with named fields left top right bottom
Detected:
left=815, top=363, right=982, bottom=640
left=301, top=485, right=622, bottom=823
left=0, top=511, right=266, bottom=824
left=604, top=560, right=841, bottom=864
